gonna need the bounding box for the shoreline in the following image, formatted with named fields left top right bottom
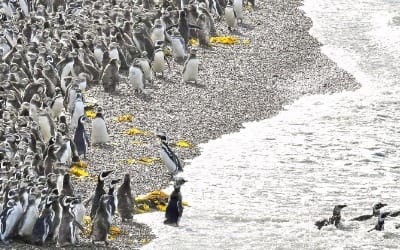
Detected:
left=4, top=0, right=360, bottom=249
left=81, top=0, right=360, bottom=248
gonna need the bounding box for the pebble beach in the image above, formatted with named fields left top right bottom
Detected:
left=0, top=0, right=360, bottom=249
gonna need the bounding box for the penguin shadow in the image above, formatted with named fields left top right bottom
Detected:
left=185, top=81, right=206, bottom=89
left=239, top=22, right=255, bottom=30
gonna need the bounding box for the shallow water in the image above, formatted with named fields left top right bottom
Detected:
left=137, top=0, right=400, bottom=249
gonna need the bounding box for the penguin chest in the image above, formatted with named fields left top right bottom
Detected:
left=51, top=97, right=64, bottom=118
left=138, top=60, right=152, bottom=81
left=61, top=61, right=74, bottom=79
left=109, top=48, right=120, bottom=62
left=3, top=204, right=23, bottom=238
left=91, top=118, right=109, bottom=144
left=129, top=67, right=144, bottom=90
left=18, top=206, right=39, bottom=237
left=94, top=48, right=103, bottom=65
left=71, top=101, right=84, bottom=129
left=151, top=28, right=165, bottom=43
left=38, top=115, right=54, bottom=142
left=153, top=52, right=165, bottom=72
left=225, top=8, right=237, bottom=28
left=160, top=149, right=179, bottom=173
left=233, top=0, right=243, bottom=19
left=183, top=59, right=200, bottom=82
left=171, top=39, right=185, bottom=59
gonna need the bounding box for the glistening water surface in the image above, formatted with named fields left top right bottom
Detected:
left=137, top=0, right=400, bottom=248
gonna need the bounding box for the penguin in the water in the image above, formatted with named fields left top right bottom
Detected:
left=368, top=211, right=391, bottom=232
left=350, top=202, right=387, bottom=221
left=117, top=174, right=134, bottom=222
left=91, top=106, right=110, bottom=145
left=157, top=132, right=183, bottom=175
left=73, top=115, right=89, bottom=159
left=91, top=194, right=112, bottom=246
left=182, top=48, right=200, bottom=84
left=90, top=170, right=113, bottom=219
left=315, top=204, right=347, bottom=230
left=164, top=177, right=187, bottom=226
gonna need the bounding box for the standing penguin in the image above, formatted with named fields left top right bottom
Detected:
left=225, top=0, right=237, bottom=32
left=91, top=106, right=110, bottom=145
left=233, top=0, right=243, bottom=24
left=70, top=93, right=85, bottom=131
left=57, top=196, right=79, bottom=247
left=137, top=51, right=153, bottom=85
left=90, top=170, right=113, bottom=219
left=0, top=198, right=24, bottom=243
left=117, top=174, right=134, bottom=222
left=157, top=132, right=183, bottom=175
left=108, top=179, right=121, bottom=216
left=31, top=195, right=56, bottom=245
left=73, top=115, right=89, bottom=159
left=164, top=177, right=187, bottom=226
left=18, top=198, right=39, bottom=241
left=128, top=59, right=145, bottom=94
left=170, top=31, right=186, bottom=64
left=61, top=173, right=74, bottom=196
left=182, top=48, right=200, bottom=84
left=38, top=109, right=56, bottom=143
left=91, top=194, right=112, bottom=246
left=100, top=58, right=120, bottom=93
left=152, top=42, right=170, bottom=78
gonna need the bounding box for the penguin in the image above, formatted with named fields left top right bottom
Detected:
left=152, top=44, right=169, bottom=78
left=132, top=26, right=154, bottom=59
left=71, top=196, right=85, bottom=243
left=182, top=48, right=200, bottom=84
left=137, top=51, right=153, bottom=84
left=157, top=132, right=183, bottom=175
left=70, top=93, right=85, bottom=130
left=225, top=0, right=237, bottom=32
left=117, top=174, right=134, bottom=222
left=164, top=177, right=187, bottom=226
left=167, top=10, right=200, bottom=49
left=169, top=34, right=185, bottom=63
left=100, top=58, right=120, bottom=93
left=73, top=115, right=89, bottom=159
left=368, top=212, right=391, bottom=232
left=91, top=194, right=112, bottom=246
left=38, top=109, right=56, bottom=143
left=57, top=196, right=79, bottom=247
left=351, top=202, right=387, bottom=221
left=128, top=59, right=145, bottom=94
left=108, top=179, right=121, bottom=216
left=93, top=41, right=105, bottom=67
left=91, top=106, right=110, bottom=145
left=18, top=197, right=39, bottom=240
left=90, top=170, right=113, bottom=219
left=233, top=0, right=243, bottom=24
left=150, top=19, right=167, bottom=44
left=315, top=204, right=347, bottom=230
left=196, top=10, right=213, bottom=47
left=0, top=198, right=24, bottom=244
left=61, top=173, right=74, bottom=196
left=31, top=195, right=55, bottom=245
left=108, top=42, right=120, bottom=65
left=50, top=87, right=65, bottom=119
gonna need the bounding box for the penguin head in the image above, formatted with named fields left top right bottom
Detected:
left=99, top=170, right=113, bottom=181
left=333, top=204, right=347, bottom=215
left=156, top=131, right=167, bottom=142
left=173, top=177, right=187, bottom=189
left=78, top=115, right=88, bottom=125
left=374, top=202, right=387, bottom=210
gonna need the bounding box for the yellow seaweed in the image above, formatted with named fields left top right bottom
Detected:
left=125, top=128, right=150, bottom=136
left=115, top=114, right=133, bottom=122
left=210, top=36, right=239, bottom=45
left=85, top=110, right=96, bottom=119
left=175, top=140, right=193, bottom=148
left=70, top=166, right=89, bottom=177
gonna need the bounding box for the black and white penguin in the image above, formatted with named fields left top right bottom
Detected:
left=167, top=9, right=200, bottom=49
left=100, top=58, right=120, bottom=93
left=108, top=179, right=121, bottom=216
left=31, top=195, right=55, bottom=245
left=71, top=93, right=85, bottom=130
left=225, top=0, right=237, bottom=32
left=91, top=106, right=110, bottom=145
left=157, top=132, right=183, bottom=175
left=38, top=109, right=56, bottom=143
left=182, top=48, right=200, bottom=84
left=233, top=0, right=243, bottom=24
left=128, top=59, right=145, bottom=93
left=315, top=204, right=347, bottom=230
left=73, top=115, right=89, bottom=159
left=0, top=198, right=24, bottom=243
left=50, top=87, right=65, bottom=119
left=61, top=173, right=74, bottom=196
left=137, top=51, right=153, bottom=84
left=170, top=31, right=186, bottom=64
left=150, top=19, right=167, bottom=44
left=350, top=202, right=387, bottom=221
left=117, top=174, right=134, bottom=222
left=57, top=196, right=79, bottom=247
left=91, top=194, right=112, bottom=246
left=90, top=170, right=113, bottom=219
left=164, top=177, right=187, bottom=226
left=18, top=197, right=39, bottom=241
left=368, top=211, right=391, bottom=232
left=152, top=41, right=170, bottom=78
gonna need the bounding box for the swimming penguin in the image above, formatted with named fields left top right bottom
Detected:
left=182, top=48, right=200, bottom=84
left=351, top=202, right=387, bottom=221
left=315, top=204, right=347, bottom=230
left=225, top=0, right=237, bottom=32
left=157, top=132, right=183, bottom=175
left=0, top=198, right=23, bottom=243
left=90, top=170, right=113, bottom=219
left=91, top=106, right=110, bottom=145
left=164, top=177, right=187, bottom=226
left=17, top=197, right=39, bottom=241
left=73, top=115, right=89, bottom=159
left=128, top=59, right=145, bottom=94
left=31, top=195, right=55, bottom=245
left=117, top=174, right=134, bottom=221
left=100, top=58, right=120, bottom=93
left=368, top=212, right=391, bottom=232
left=108, top=179, right=121, bottom=216
left=91, top=194, right=112, bottom=246
left=57, top=196, right=79, bottom=247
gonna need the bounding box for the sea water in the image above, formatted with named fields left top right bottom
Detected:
left=137, top=0, right=400, bottom=249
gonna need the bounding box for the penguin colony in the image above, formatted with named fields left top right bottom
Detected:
left=0, top=0, right=254, bottom=247
left=315, top=203, right=400, bottom=232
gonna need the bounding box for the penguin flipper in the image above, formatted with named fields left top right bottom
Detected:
left=315, top=218, right=328, bottom=230
left=390, top=210, right=400, bottom=217
left=73, top=220, right=85, bottom=231
left=350, top=214, right=373, bottom=221
left=166, top=24, right=179, bottom=31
